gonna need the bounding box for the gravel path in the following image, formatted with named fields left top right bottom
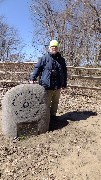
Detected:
left=0, top=88, right=101, bottom=180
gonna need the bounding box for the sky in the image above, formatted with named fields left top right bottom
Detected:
left=0, top=0, right=36, bottom=60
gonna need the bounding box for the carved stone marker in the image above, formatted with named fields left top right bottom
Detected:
left=2, top=84, right=50, bottom=138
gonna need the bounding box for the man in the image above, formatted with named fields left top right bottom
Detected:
left=30, top=40, right=67, bottom=119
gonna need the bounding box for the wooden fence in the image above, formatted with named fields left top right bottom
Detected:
left=67, top=66, right=101, bottom=91
left=0, top=62, right=101, bottom=91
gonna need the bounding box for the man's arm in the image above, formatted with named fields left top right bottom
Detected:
left=30, top=57, right=44, bottom=82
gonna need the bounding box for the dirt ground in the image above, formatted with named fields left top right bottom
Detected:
left=0, top=88, right=101, bottom=180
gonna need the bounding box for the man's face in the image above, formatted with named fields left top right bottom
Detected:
left=49, top=46, right=58, bottom=54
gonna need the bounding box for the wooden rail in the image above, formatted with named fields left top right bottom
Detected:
left=67, top=84, right=101, bottom=91
left=68, top=75, right=101, bottom=80
left=0, top=71, right=28, bottom=74
left=67, top=66, right=101, bottom=70
left=0, top=80, right=28, bottom=83
left=67, top=66, right=101, bottom=90
left=0, top=65, right=101, bottom=73
left=0, top=65, right=101, bottom=90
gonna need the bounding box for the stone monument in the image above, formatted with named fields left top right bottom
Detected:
left=2, top=84, right=50, bottom=138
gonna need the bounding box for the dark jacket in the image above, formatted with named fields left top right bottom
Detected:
left=30, top=52, right=67, bottom=90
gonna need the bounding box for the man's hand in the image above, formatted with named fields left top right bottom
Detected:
left=29, top=80, right=34, bottom=84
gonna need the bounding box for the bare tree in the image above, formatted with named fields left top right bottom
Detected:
left=31, top=0, right=101, bottom=66
left=0, top=17, right=25, bottom=61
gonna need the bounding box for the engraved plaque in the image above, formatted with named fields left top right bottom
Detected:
left=17, top=121, right=38, bottom=137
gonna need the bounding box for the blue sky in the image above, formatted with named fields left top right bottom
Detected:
left=0, top=0, right=35, bottom=60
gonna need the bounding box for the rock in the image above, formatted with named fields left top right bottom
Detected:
left=1, top=84, right=50, bottom=138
